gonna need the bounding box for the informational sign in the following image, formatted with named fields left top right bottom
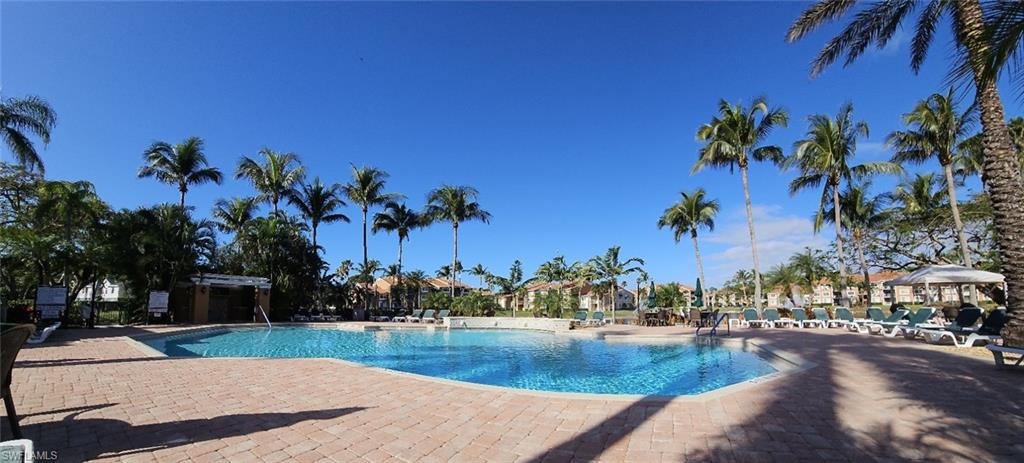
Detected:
left=148, top=291, right=169, bottom=313
left=36, top=286, right=67, bottom=319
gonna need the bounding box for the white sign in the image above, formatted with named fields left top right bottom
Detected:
left=148, top=291, right=169, bottom=313
left=36, top=286, right=67, bottom=319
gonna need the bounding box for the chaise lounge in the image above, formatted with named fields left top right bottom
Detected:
left=921, top=309, right=1006, bottom=348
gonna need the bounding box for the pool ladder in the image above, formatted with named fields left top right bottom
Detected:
left=256, top=303, right=272, bottom=331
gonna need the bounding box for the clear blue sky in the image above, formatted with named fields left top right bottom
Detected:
left=2, top=1, right=1015, bottom=287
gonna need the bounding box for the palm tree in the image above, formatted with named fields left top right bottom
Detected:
left=1, top=95, right=56, bottom=173
left=588, top=246, right=645, bottom=321
left=693, top=97, right=788, bottom=310
left=730, top=269, right=754, bottom=306
left=957, top=117, right=1024, bottom=181
left=424, top=185, right=491, bottom=297
left=534, top=256, right=573, bottom=317
left=787, top=0, right=1024, bottom=347
left=469, top=264, right=490, bottom=289
left=138, top=137, right=223, bottom=208
left=235, top=148, right=305, bottom=215
left=823, top=181, right=890, bottom=299
left=888, top=91, right=978, bottom=297
left=788, top=248, right=831, bottom=306
left=372, top=201, right=423, bottom=305
left=488, top=260, right=530, bottom=317
left=657, top=188, right=719, bottom=290
left=635, top=269, right=650, bottom=309
left=403, top=270, right=429, bottom=309
left=212, top=197, right=258, bottom=234
left=765, top=262, right=801, bottom=305
left=342, top=165, right=402, bottom=272
left=290, top=177, right=349, bottom=252
left=890, top=173, right=949, bottom=216
left=787, top=103, right=900, bottom=291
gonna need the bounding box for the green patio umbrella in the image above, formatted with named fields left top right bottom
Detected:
left=645, top=282, right=657, bottom=308
left=694, top=278, right=704, bottom=308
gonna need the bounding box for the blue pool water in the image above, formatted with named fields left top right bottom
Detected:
left=143, top=328, right=777, bottom=395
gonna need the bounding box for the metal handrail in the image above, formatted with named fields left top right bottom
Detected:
left=256, top=303, right=272, bottom=331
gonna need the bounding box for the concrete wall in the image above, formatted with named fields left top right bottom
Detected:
left=444, top=317, right=573, bottom=332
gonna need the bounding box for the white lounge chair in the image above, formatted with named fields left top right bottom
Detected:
left=921, top=309, right=1005, bottom=348
left=26, top=322, right=59, bottom=345
left=987, top=344, right=1024, bottom=369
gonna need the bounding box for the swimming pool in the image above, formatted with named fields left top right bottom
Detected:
left=142, top=327, right=779, bottom=396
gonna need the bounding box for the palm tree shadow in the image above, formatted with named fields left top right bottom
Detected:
left=529, top=329, right=1024, bottom=462
left=20, top=407, right=368, bottom=460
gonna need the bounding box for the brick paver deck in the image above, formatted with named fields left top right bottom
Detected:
left=1, top=324, right=1022, bottom=462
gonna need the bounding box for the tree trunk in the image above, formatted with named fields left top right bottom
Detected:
left=855, top=233, right=871, bottom=306
left=958, top=0, right=1024, bottom=346
left=691, top=230, right=706, bottom=290
left=361, top=207, right=368, bottom=269
left=610, top=281, right=617, bottom=322
left=451, top=222, right=458, bottom=298
left=943, top=163, right=978, bottom=305
left=397, top=237, right=404, bottom=308
left=832, top=183, right=848, bottom=288
left=179, top=188, right=186, bottom=209
left=740, top=166, right=763, bottom=310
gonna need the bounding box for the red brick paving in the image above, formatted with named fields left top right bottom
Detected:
left=1, top=324, right=1022, bottom=462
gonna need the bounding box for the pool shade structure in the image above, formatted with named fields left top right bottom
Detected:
left=171, top=273, right=272, bottom=324
left=694, top=278, right=704, bottom=308
left=885, top=264, right=1005, bottom=304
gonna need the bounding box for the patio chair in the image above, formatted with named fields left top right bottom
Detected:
left=742, top=308, right=773, bottom=328
left=435, top=309, right=450, bottom=324
left=412, top=309, right=434, bottom=323
left=2, top=324, right=35, bottom=439
left=813, top=308, right=842, bottom=328
left=689, top=308, right=702, bottom=327
left=921, top=309, right=1006, bottom=348
left=573, top=310, right=588, bottom=327
left=792, top=308, right=823, bottom=329
left=422, top=309, right=443, bottom=324
left=986, top=344, right=1024, bottom=369
left=914, top=307, right=982, bottom=333
left=590, top=311, right=606, bottom=327
left=26, top=321, right=60, bottom=345
left=291, top=308, right=310, bottom=322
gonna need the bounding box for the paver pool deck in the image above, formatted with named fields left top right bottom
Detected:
left=1, top=323, right=1022, bottom=462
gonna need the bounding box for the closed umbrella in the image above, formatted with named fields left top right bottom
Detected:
left=646, top=282, right=657, bottom=309
left=694, top=278, right=704, bottom=308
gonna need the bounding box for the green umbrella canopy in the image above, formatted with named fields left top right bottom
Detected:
left=694, top=278, right=704, bottom=308
left=645, top=282, right=657, bottom=308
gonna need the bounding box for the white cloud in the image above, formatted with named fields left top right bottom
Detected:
left=857, top=141, right=889, bottom=159
left=874, top=29, right=908, bottom=57
left=704, top=204, right=828, bottom=286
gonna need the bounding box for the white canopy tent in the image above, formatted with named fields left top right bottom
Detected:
left=885, top=264, right=1005, bottom=304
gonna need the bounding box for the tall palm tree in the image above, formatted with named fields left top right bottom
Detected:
left=489, top=260, right=529, bottom=316
left=212, top=197, right=258, bottom=234
left=588, top=246, right=645, bottom=321
left=789, top=248, right=831, bottom=306
left=36, top=180, right=106, bottom=311
left=424, top=185, right=491, bottom=296
left=765, top=262, right=801, bottom=305
left=342, top=165, right=402, bottom=271
left=693, top=97, right=788, bottom=310
left=469, top=263, right=490, bottom=289
left=957, top=117, right=1024, bottom=181
left=138, top=137, right=223, bottom=208
left=290, top=177, right=349, bottom=251
left=403, top=269, right=429, bottom=309
left=235, top=148, right=305, bottom=215
left=657, top=188, right=719, bottom=290
left=1, top=95, right=56, bottom=173
left=787, top=103, right=900, bottom=290
left=787, top=0, right=1024, bottom=346
left=888, top=91, right=978, bottom=294
left=823, top=181, right=890, bottom=299
left=372, top=201, right=423, bottom=304
left=635, top=269, right=650, bottom=309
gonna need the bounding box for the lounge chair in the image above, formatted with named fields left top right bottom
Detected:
left=412, top=309, right=434, bottom=323
left=986, top=344, right=1024, bottom=369
left=921, top=309, right=1006, bottom=348
left=394, top=310, right=422, bottom=323
left=875, top=307, right=935, bottom=338
left=764, top=308, right=794, bottom=328
left=813, top=308, right=842, bottom=328
left=26, top=321, right=60, bottom=344
left=590, top=311, right=606, bottom=327
left=829, top=307, right=855, bottom=328
left=848, top=307, right=885, bottom=333
left=2, top=324, right=35, bottom=439
left=791, top=308, right=822, bottom=328
left=742, top=308, right=773, bottom=328
left=421, top=309, right=440, bottom=324
left=914, top=307, right=982, bottom=332
left=573, top=310, right=588, bottom=327
left=291, top=309, right=310, bottom=322
left=435, top=309, right=450, bottom=325
left=865, top=309, right=910, bottom=335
